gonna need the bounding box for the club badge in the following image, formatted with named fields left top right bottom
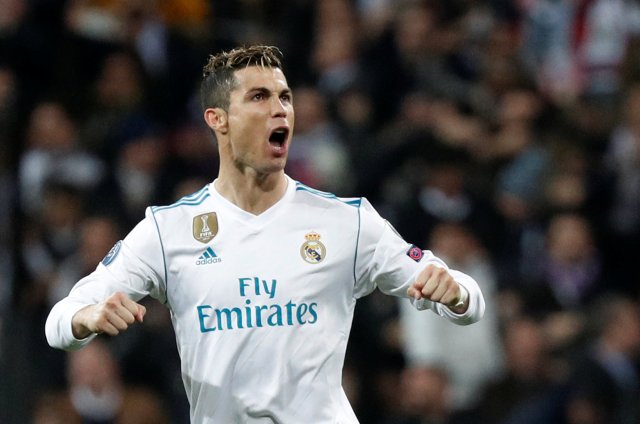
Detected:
left=300, top=232, right=326, bottom=264
left=193, top=212, right=218, bottom=244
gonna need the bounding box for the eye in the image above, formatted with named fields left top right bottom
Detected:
left=280, top=93, right=291, bottom=103
left=251, top=92, right=265, bottom=101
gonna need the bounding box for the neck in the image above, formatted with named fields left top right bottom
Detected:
left=215, top=168, right=288, bottom=215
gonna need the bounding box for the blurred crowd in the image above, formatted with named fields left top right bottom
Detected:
left=1, top=0, right=640, bottom=423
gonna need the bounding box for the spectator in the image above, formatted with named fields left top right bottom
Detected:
left=0, top=67, right=17, bottom=318
left=286, top=86, right=353, bottom=194
left=48, top=215, right=121, bottom=307
left=311, top=0, right=361, bottom=95
left=20, top=184, right=85, bottom=310
left=79, top=50, right=147, bottom=156
left=94, top=114, right=169, bottom=225
left=19, top=101, right=106, bottom=217
left=32, top=338, right=169, bottom=424
left=394, top=151, right=500, bottom=256
left=563, top=295, right=640, bottom=424
left=519, top=0, right=580, bottom=105
left=379, top=365, right=474, bottom=424
left=399, top=223, right=503, bottom=411
left=120, top=1, right=201, bottom=123
left=601, top=84, right=640, bottom=293
left=163, top=120, right=219, bottom=189
left=525, top=213, right=603, bottom=312
left=474, top=316, right=559, bottom=424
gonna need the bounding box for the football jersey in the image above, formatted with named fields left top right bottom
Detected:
left=46, top=175, right=485, bottom=423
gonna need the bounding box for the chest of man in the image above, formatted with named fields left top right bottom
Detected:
left=159, top=206, right=360, bottom=333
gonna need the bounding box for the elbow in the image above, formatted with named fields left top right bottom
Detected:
left=45, top=304, right=94, bottom=351
left=44, top=311, right=59, bottom=349
left=44, top=306, right=79, bottom=351
left=44, top=310, right=69, bottom=350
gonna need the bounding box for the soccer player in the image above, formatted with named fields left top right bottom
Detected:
left=46, top=45, right=486, bottom=423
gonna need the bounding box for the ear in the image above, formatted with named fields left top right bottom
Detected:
left=204, top=107, right=228, bottom=135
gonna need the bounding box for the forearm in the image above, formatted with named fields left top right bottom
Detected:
left=45, top=273, right=108, bottom=350
left=45, top=269, right=148, bottom=350
left=71, top=305, right=95, bottom=339
left=45, top=299, right=97, bottom=351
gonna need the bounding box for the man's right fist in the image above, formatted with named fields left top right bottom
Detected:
left=71, top=292, right=146, bottom=339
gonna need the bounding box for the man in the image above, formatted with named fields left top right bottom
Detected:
left=46, top=45, right=485, bottom=423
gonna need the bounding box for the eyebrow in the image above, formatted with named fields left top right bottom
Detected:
left=247, top=87, right=292, bottom=96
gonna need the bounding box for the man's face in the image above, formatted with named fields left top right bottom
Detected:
left=224, top=66, right=294, bottom=175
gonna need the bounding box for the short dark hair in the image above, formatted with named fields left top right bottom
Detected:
left=201, top=45, right=283, bottom=111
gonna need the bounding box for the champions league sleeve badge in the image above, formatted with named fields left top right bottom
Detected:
left=193, top=212, right=218, bottom=244
left=406, top=244, right=424, bottom=262
left=102, top=240, right=123, bottom=266
left=300, top=232, right=326, bottom=264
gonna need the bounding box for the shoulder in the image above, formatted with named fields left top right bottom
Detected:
left=291, top=180, right=388, bottom=229
left=150, top=185, right=210, bottom=215
left=145, top=185, right=214, bottom=235
left=292, top=180, right=362, bottom=209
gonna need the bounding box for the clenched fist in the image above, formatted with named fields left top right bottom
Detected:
left=407, top=264, right=468, bottom=313
left=71, top=292, right=146, bottom=339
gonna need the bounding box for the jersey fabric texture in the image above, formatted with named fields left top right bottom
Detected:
left=46, top=176, right=485, bottom=423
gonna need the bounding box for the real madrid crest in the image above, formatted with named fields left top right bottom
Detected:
left=300, top=232, right=326, bottom=264
left=193, top=212, right=218, bottom=243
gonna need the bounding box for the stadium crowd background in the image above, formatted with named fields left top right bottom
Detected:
left=0, top=0, right=639, bottom=423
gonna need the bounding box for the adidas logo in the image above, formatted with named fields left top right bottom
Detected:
left=196, top=246, right=222, bottom=265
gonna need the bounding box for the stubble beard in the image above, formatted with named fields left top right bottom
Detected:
left=231, top=153, right=288, bottom=180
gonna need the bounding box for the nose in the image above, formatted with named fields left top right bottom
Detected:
left=271, top=97, right=287, bottom=117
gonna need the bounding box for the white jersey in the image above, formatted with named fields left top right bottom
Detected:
left=46, top=176, right=485, bottom=424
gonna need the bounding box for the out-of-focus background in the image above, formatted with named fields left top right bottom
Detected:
left=0, top=0, right=639, bottom=423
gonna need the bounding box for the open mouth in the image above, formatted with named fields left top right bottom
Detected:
left=268, top=127, right=289, bottom=147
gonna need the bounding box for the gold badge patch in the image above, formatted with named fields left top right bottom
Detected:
left=300, top=232, right=326, bottom=264
left=193, top=212, right=218, bottom=243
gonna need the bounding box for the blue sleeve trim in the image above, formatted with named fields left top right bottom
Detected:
left=353, top=203, right=362, bottom=291
left=180, top=186, right=207, bottom=200
left=295, top=181, right=361, bottom=208
left=152, top=193, right=210, bottom=213
left=152, top=185, right=210, bottom=213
